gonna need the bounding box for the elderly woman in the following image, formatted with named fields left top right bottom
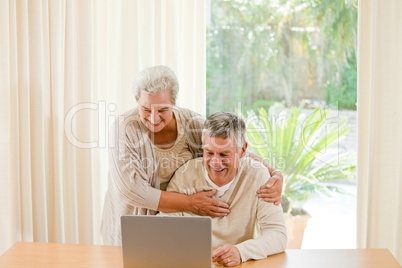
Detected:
left=101, top=65, right=283, bottom=245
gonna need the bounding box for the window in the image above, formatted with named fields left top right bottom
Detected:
left=206, top=0, right=358, bottom=249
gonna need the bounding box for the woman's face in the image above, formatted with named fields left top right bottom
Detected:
left=137, top=90, right=174, bottom=133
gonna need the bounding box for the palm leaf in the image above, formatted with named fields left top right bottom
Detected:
left=246, top=106, right=356, bottom=212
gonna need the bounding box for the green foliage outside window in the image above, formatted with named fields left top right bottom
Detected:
left=207, top=0, right=358, bottom=114
left=245, top=106, right=356, bottom=214
left=325, top=52, right=357, bottom=110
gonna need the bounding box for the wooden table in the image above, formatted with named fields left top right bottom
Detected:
left=0, top=242, right=400, bottom=268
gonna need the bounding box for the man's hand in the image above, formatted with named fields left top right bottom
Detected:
left=212, top=244, right=241, bottom=267
left=188, top=189, right=230, bottom=217
left=256, top=171, right=283, bottom=205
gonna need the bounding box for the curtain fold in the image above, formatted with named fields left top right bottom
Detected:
left=357, top=0, right=402, bottom=264
left=0, top=0, right=206, bottom=255
left=0, top=0, right=12, bottom=256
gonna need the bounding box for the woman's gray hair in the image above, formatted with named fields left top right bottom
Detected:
left=133, top=65, right=179, bottom=104
left=203, top=112, right=246, bottom=151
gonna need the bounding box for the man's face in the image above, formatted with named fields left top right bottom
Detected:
left=203, top=134, right=247, bottom=187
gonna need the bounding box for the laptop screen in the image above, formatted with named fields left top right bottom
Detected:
left=121, top=215, right=212, bottom=268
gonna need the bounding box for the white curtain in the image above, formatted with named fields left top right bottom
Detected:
left=357, top=0, right=402, bottom=264
left=0, top=0, right=205, bottom=255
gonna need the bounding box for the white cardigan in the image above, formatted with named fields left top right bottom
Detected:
left=100, top=106, right=204, bottom=245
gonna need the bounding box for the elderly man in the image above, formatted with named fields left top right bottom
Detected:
left=162, top=112, right=287, bottom=267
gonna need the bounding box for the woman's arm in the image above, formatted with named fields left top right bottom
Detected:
left=158, top=190, right=230, bottom=217
left=111, top=132, right=229, bottom=217
left=247, top=152, right=283, bottom=205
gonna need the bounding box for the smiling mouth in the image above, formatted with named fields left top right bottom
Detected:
left=148, top=121, right=162, bottom=126
left=211, top=167, right=226, bottom=173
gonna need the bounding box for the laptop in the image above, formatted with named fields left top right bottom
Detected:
left=121, top=215, right=213, bottom=268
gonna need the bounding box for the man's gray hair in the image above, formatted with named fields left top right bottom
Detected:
left=203, top=112, right=246, bottom=151
left=133, top=65, right=179, bottom=104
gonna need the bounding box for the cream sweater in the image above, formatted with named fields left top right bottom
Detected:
left=163, top=157, right=288, bottom=262
left=100, top=107, right=204, bottom=245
